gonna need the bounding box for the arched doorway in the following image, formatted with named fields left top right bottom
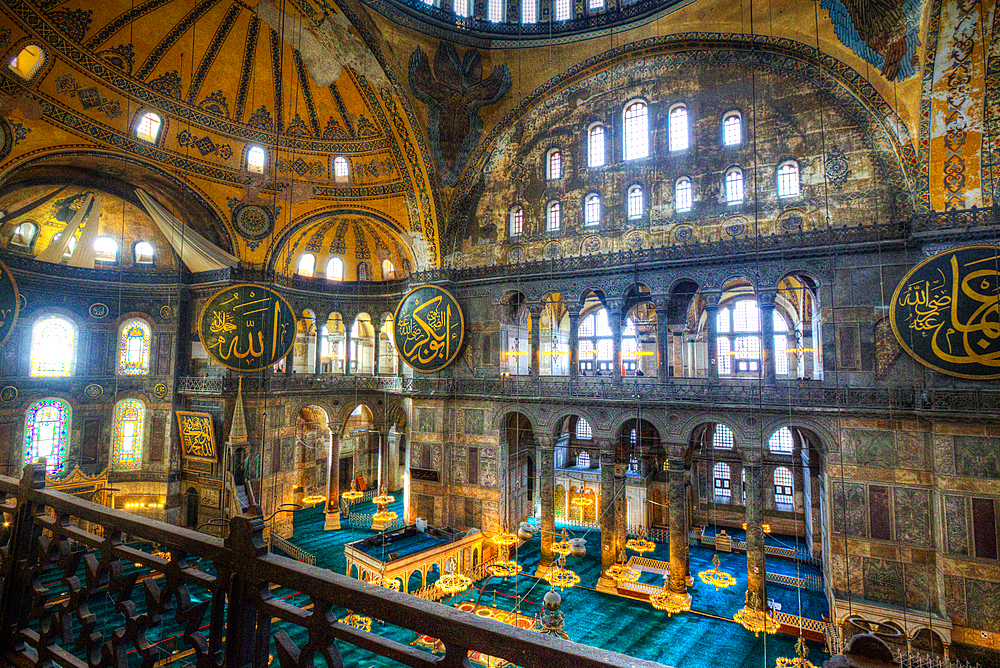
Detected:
left=504, top=412, right=535, bottom=524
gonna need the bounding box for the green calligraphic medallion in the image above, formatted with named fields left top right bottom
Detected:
left=198, top=284, right=297, bottom=372
left=0, top=258, right=18, bottom=350
left=891, top=245, right=1000, bottom=379
left=393, top=285, right=464, bottom=373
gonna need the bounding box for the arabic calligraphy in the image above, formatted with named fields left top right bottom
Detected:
left=393, top=285, right=465, bottom=372
left=890, top=245, right=1000, bottom=379
left=198, top=284, right=297, bottom=372
left=176, top=411, right=217, bottom=461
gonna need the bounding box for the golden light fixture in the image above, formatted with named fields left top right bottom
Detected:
left=340, top=613, right=372, bottom=632
left=371, top=573, right=401, bottom=591
left=742, top=522, right=771, bottom=534
left=649, top=588, right=691, bottom=616
left=734, top=590, right=779, bottom=636
left=491, top=531, right=519, bottom=548
left=488, top=560, right=523, bottom=578
left=775, top=638, right=817, bottom=668
left=302, top=494, right=326, bottom=505
left=551, top=528, right=572, bottom=556
left=698, top=554, right=737, bottom=590
left=436, top=573, right=473, bottom=594
left=604, top=562, right=640, bottom=583
left=372, top=493, right=395, bottom=505
left=570, top=495, right=594, bottom=507
left=341, top=481, right=364, bottom=503
left=373, top=509, right=398, bottom=522
left=545, top=567, right=581, bottom=590
left=624, top=536, right=656, bottom=555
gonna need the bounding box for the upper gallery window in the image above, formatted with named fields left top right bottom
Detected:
left=10, top=221, right=38, bottom=248
left=94, top=237, right=119, bottom=263
left=547, top=149, right=562, bottom=180
left=554, top=0, right=571, bottom=20
left=722, top=111, right=742, bottom=146
left=576, top=418, right=593, bottom=439
left=509, top=206, right=524, bottom=236
left=135, top=111, right=163, bottom=143
left=777, top=161, right=800, bottom=198
left=118, top=319, right=152, bottom=375
left=669, top=105, right=689, bottom=151
left=713, top=462, right=732, bottom=503
left=112, top=399, right=145, bottom=470
left=24, top=398, right=70, bottom=474
left=333, top=156, right=350, bottom=183
left=382, top=259, right=396, bottom=280
left=546, top=201, right=561, bottom=231
left=455, top=0, right=472, bottom=16
left=247, top=146, right=267, bottom=174
left=588, top=125, right=605, bottom=168
left=627, top=185, right=643, bottom=219
left=725, top=167, right=744, bottom=204
left=8, top=45, right=46, bottom=81
left=30, top=315, right=76, bottom=377
left=769, top=427, right=794, bottom=454
left=134, top=241, right=155, bottom=265
left=623, top=101, right=649, bottom=160
left=590, top=0, right=605, bottom=8
left=713, top=424, right=734, bottom=449
left=327, top=257, right=344, bottom=281
left=488, top=0, right=504, bottom=21
left=774, top=466, right=794, bottom=511
left=521, top=0, right=537, bottom=22
left=584, top=193, right=601, bottom=226
left=298, top=253, right=316, bottom=277
left=675, top=177, right=693, bottom=212
left=357, top=261, right=371, bottom=281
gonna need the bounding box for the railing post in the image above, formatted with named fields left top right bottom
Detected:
left=224, top=511, right=271, bottom=668
left=0, top=462, right=46, bottom=652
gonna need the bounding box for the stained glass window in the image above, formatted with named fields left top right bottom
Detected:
left=24, top=398, right=70, bottom=473
left=247, top=146, right=267, bottom=174
left=112, top=399, right=145, bottom=470
left=714, top=424, right=734, bottom=449
left=118, top=319, right=151, bottom=375
left=576, top=419, right=592, bottom=439
left=521, top=0, right=536, bottom=23
left=774, top=466, right=794, bottom=510
left=30, top=315, right=76, bottom=377
left=725, top=167, right=744, bottom=204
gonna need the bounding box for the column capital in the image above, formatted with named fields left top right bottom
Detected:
left=534, top=434, right=556, bottom=450
left=703, top=292, right=721, bottom=309
left=757, top=290, right=776, bottom=308
left=741, top=449, right=763, bottom=466
left=595, top=437, right=617, bottom=453
left=667, top=456, right=686, bottom=472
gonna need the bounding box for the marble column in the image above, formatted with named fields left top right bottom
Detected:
left=668, top=457, right=691, bottom=605
left=568, top=309, right=580, bottom=381
left=314, top=320, right=323, bottom=375
left=597, top=442, right=618, bottom=591
left=378, top=430, right=390, bottom=492
left=656, top=305, right=670, bottom=381
left=610, top=309, right=622, bottom=381
left=284, top=349, right=294, bottom=377
left=324, top=433, right=341, bottom=529
left=759, top=290, right=776, bottom=385
left=343, top=325, right=353, bottom=375
left=704, top=293, right=720, bottom=380
left=372, top=322, right=382, bottom=377
left=743, top=452, right=766, bottom=608
left=536, top=435, right=555, bottom=576
left=529, top=305, right=542, bottom=377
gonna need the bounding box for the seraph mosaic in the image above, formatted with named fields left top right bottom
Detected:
left=409, top=42, right=511, bottom=187
left=817, top=0, right=924, bottom=81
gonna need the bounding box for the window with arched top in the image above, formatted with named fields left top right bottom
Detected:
left=716, top=298, right=789, bottom=375
left=722, top=111, right=742, bottom=146
left=297, top=253, right=315, bottom=277
left=112, top=399, right=145, bottom=470
left=521, top=0, right=537, bottom=22
left=623, top=101, right=649, bottom=160
left=11, top=221, right=38, bottom=248
left=713, top=462, right=731, bottom=503
left=546, top=149, right=562, bottom=180
left=326, top=257, right=344, bottom=281
left=118, top=319, right=151, bottom=375
left=509, top=206, right=524, bottom=236
left=247, top=146, right=267, bottom=174
left=669, top=105, right=689, bottom=151
left=590, top=0, right=604, bottom=9
left=135, top=111, right=163, bottom=143
left=454, top=0, right=471, bottom=16
left=333, top=156, right=350, bottom=183
left=357, top=261, right=370, bottom=281
left=576, top=418, right=592, bottom=440
left=627, top=185, right=643, bottom=219
left=576, top=451, right=590, bottom=467
left=554, top=0, right=571, bottom=20
left=675, top=178, right=693, bottom=213
left=546, top=201, right=561, bottom=231
left=769, top=427, right=794, bottom=454
left=713, top=424, right=734, bottom=449
left=584, top=193, right=601, bottom=226
left=9, top=44, right=46, bottom=81
left=134, top=241, right=155, bottom=265
left=588, top=125, right=605, bottom=168
left=30, top=316, right=76, bottom=377
left=24, top=398, right=70, bottom=473
left=725, top=167, right=744, bottom=204
left=487, top=0, right=503, bottom=21
left=774, top=466, right=794, bottom=511
left=95, top=237, right=119, bottom=264
left=381, top=259, right=396, bottom=280
left=777, top=161, right=800, bottom=198
left=578, top=308, right=612, bottom=374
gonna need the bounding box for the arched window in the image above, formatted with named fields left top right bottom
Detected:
left=713, top=462, right=731, bottom=503
left=134, top=241, right=155, bottom=265
left=584, top=193, right=601, bottom=226
left=713, top=424, right=734, bottom=449
left=333, top=156, right=350, bottom=183
left=24, top=398, right=70, bottom=473
left=627, top=185, right=643, bottom=219
left=135, top=111, right=163, bottom=143
left=774, top=466, right=794, bottom=511
left=381, top=259, right=396, bottom=279
left=9, top=44, right=46, bottom=81
left=11, top=221, right=38, bottom=248
left=590, top=0, right=604, bottom=9
left=357, top=261, right=370, bottom=281
left=546, top=149, right=562, bottom=180
left=716, top=299, right=789, bottom=375
left=578, top=308, right=612, bottom=374
left=623, top=101, right=649, bottom=160
left=546, top=201, right=561, bottom=231
left=554, top=0, right=571, bottom=20
left=588, top=125, right=605, bottom=168
left=521, top=0, right=537, bottom=22
left=777, top=161, right=800, bottom=197
left=725, top=167, right=744, bottom=204
left=576, top=418, right=592, bottom=440
left=326, top=257, right=344, bottom=281
left=30, top=316, right=76, bottom=377
left=509, top=206, right=524, bottom=236
left=118, top=319, right=151, bottom=375
left=487, top=0, right=503, bottom=21
left=722, top=111, right=742, bottom=146
left=297, top=253, right=315, bottom=277
left=95, top=237, right=119, bottom=263
left=675, top=178, right=693, bottom=213
left=769, top=427, right=794, bottom=454
left=247, top=146, right=267, bottom=174
left=577, top=451, right=591, bottom=467
left=669, top=105, right=688, bottom=151
left=112, top=399, right=145, bottom=470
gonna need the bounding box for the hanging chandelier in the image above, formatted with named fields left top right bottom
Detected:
left=371, top=573, right=401, bottom=591
left=373, top=508, right=398, bottom=522
left=742, top=522, right=771, bottom=534
left=603, top=560, right=640, bottom=583
left=776, top=638, right=817, bottom=668
left=340, top=613, right=372, bottom=632
left=570, top=495, right=594, bottom=507
left=624, top=536, right=656, bottom=555
left=436, top=572, right=473, bottom=594
left=551, top=528, right=573, bottom=556
left=372, top=492, right=395, bottom=505
left=734, top=590, right=779, bottom=636
left=698, top=554, right=737, bottom=590
left=488, top=560, right=523, bottom=578
left=545, top=566, right=581, bottom=590
left=649, top=587, right=691, bottom=616
left=341, top=481, right=364, bottom=503
left=491, top=531, right=519, bottom=548
left=302, top=494, right=326, bottom=505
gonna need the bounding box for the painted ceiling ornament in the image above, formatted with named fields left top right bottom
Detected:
left=817, top=0, right=923, bottom=81
left=409, top=42, right=511, bottom=187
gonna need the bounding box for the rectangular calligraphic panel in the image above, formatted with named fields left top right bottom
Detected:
left=149, top=415, right=165, bottom=463
left=157, top=334, right=172, bottom=376
left=89, top=331, right=107, bottom=375
left=410, top=468, right=440, bottom=483
left=175, top=411, right=217, bottom=462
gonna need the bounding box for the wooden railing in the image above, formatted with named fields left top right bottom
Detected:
left=0, top=462, right=662, bottom=668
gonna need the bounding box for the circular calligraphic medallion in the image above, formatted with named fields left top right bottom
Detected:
left=0, top=258, right=19, bottom=350
left=393, top=285, right=464, bottom=373
left=890, top=245, right=1000, bottom=379
left=0, top=386, right=17, bottom=402
left=198, top=284, right=297, bottom=372
left=89, top=303, right=109, bottom=318
left=160, top=305, right=173, bottom=320
left=84, top=384, right=104, bottom=399
left=153, top=383, right=169, bottom=399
